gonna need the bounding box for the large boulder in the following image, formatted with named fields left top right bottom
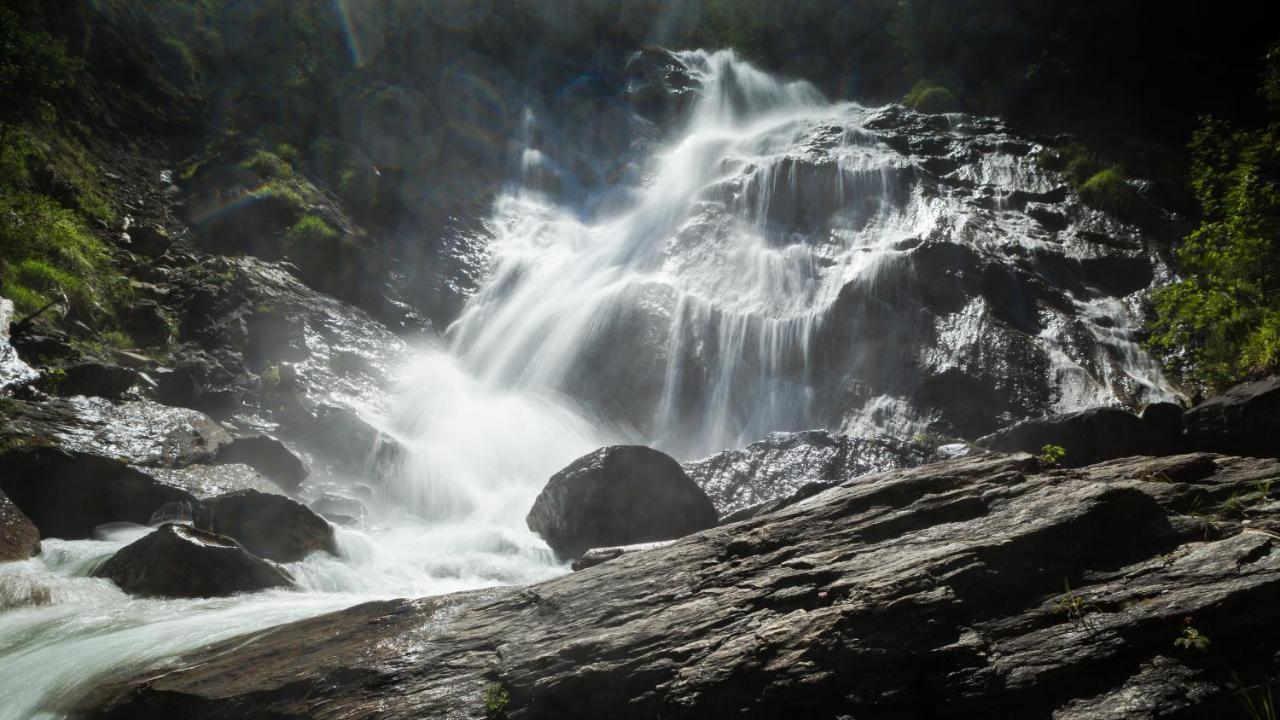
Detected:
left=85, top=454, right=1280, bottom=719
left=92, top=523, right=293, bottom=598
left=0, top=488, right=40, bottom=561
left=976, top=406, right=1178, bottom=467
left=1185, top=376, right=1280, bottom=458
left=212, top=435, right=308, bottom=491
left=195, top=489, right=335, bottom=562
left=0, top=447, right=198, bottom=540
left=683, top=430, right=927, bottom=516
left=527, top=445, right=718, bottom=559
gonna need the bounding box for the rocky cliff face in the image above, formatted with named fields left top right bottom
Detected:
left=85, top=452, right=1280, bottom=719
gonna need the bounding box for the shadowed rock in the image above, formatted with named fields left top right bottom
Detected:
left=527, top=445, right=718, bottom=559
left=92, top=523, right=293, bottom=598
left=1185, top=376, right=1280, bottom=458
left=976, top=406, right=1178, bottom=466
left=82, top=453, right=1280, bottom=718
left=196, top=489, right=335, bottom=562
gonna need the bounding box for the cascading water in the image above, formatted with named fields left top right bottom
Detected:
left=0, top=49, right=1177, bottom=718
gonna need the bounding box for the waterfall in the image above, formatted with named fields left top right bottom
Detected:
left=0, top=49, right=1177, bottom=719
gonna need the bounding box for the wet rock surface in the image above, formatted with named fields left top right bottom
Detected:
left=195, top=489, right=335, bottom=563
left=0, top=298, right=38, bottom=391
left=527, top=445, right=718, bottom=559
left=212, top=435, right=308, bottom=491
left=0, top=488, right=41, bottom=562
left=976, top=406, right=1179, bottom=467
left=0, top=396, right=230, bottom=468
left=85, top=453, right=1280, bottom=719
left=683, top=430, right=928, bottom=516
left=1184, top=376, right=1280, bottom=459
left=92, top=523, right=294, bottom=599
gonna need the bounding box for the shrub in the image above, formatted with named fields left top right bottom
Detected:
left=1038, top=444, right=1066, bottom=466
left=903, top=80, right=960, bottom=113
left=242, top=150, right=295, bottom=181
left=482, top=683, right=510, bottom=719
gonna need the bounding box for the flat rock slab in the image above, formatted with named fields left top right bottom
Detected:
left=86, top=453, right=1280, bottom=719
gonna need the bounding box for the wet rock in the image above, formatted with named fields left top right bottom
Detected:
left=0, top=447, right=198, bottom=540
left=41, top=362, right=140, bottom=400
left=0, top=488, right=41, bottom=561
left=527, top=445, right=718, bottom=559
left=683, top=430, right=927, bottom=516
left=626, top=47, right=700, bottom=128
left=142, top=463, right=284, bottom=499
left=212, top=435, right=308, bottom=491
left=84, top=453, right=1280, bottom=719
left=309, top=492, right=366, bottom=523
left=91, top=523, right=293, bottom=598
left=571, top=540, right=674, bottom=571
left=1185, top=376, right=1280, bottom=458
left=976, top=406, right=1176, bottom=467
left=308, top=405, right=404, bottom=479
left=9, top=333, right=77, bottom=366
left=196, top=489, right=334, bottom=562
left=0, top=396, right=230, bottom=468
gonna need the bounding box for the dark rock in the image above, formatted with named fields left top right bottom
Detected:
left=1140, top=401, right=1185, bottom=444
left=626, top=47, right=699, bottom=128
left=310, top=492, right=365, bottom=522
left=977, top=406, right=1174, bottom=467
left=84, top=453, right=1280, bottom=719
left=91, top=523, right=293, bottom=598
left=683, top=430, right=927, bottom=516
left=212, top=435, right=308, bottom=491
left=0, top=488, right=41, bottom=561
left=0, top=447, right=199, bottom=540
left=43, top=362, right=140, bottom=400
left=196, top=489, right=334, bottom=563
left=1185, top=376, right=1280, bottom=458
left=127, top=225, right=173, bottom=258
left=571, top=541, right=674, bottom=571
left=718, top=480, right=836, bottom=524
left=309, top=405, right=404, bottom=479
left=124, top=301, right=173, bottom=347
left=9, top=333, right=78, bottom=366
left=527, top=445, right=718, bottom=559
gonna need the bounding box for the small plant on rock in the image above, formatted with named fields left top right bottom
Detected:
left=1051, top=579, right=1098, bottom=633
left=482, top=682, right=509, bottom=719
left=1038, top=444, right=1067, bottom=466
left=1174, top=617, right=1211, bottom=652
left=1232, top=671, right=1277, bottom=720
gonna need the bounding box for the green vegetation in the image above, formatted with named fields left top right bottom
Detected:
left=0, top=4, right=80, bottom=123
left=1233, top=672, right=1277, bottom=720
left=482, top=682, right=509, bottom=719
left=1038, top=444, right=1066, bottom=466
left=0, top=192, right=122, bottom=316
left=903, top=80, right=959, bottom=113
left=1174, top=620, right=1211, bottom=652
left=1076, top=167, right=1140, bottom=214
left=1148, top=46, right=1280, bottom=393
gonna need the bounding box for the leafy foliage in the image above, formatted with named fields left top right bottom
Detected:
left=1149, top=45, right=1280, bottom=392
left=482, top=682, right=509, bottom=719
left=0, top=192, right=121, bottom=316
left=1038, top=444, right=1066, bottom=466
left=0, top=4, right=80, bottom=123
left=903, top=80, right=959, bottom=113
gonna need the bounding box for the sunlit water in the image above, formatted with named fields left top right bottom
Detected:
left=0, top=49, right=1175, bottom=718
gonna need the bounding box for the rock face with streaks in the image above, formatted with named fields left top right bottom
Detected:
left=0, top=489, right=41, bottom=562
left=526, top=445, right=718, bottom=559
left=86, top=452, right=1280, bottom=719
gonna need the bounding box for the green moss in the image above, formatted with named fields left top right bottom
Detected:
left=284, top=214, right=338, bottom=246
left=903, top=80, right=960, bottom=113
left=242, top=150, right=294, bottom=181
left=1077, top=166, right=1139, bottom=213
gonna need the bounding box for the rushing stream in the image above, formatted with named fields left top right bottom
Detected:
left=0, top=50, right=1175, bottom=718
